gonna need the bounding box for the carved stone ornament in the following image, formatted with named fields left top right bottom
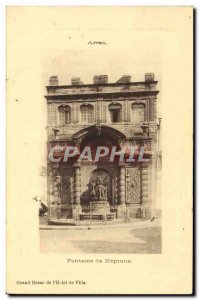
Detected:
left=126, top=168, right=141, bottom=203
left=89, top=176, right=108, bottom=201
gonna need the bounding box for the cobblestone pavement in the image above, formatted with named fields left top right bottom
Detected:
left=40, top=219, right=161, bottom=254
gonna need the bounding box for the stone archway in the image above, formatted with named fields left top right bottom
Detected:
left=72, top=125, right=126, bottom=143
left=73, top=125, right=125, bottom=208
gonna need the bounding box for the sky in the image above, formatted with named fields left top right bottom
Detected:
left=42, top=28, right=162, bottom=87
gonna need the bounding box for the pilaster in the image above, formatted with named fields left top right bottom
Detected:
left=117, top=164, right=126, bottom=218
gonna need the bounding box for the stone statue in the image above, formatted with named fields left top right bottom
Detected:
left=90, top=182, right=96, bottom=198
left=90, top=176, right=107, bottom=201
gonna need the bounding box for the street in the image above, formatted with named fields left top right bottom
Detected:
left=40, top=220, right=161, bottom=254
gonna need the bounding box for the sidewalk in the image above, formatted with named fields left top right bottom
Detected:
left=39, top=217, right=161, bottom=230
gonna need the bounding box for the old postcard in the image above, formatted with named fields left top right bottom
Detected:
left=6, top=6, right=193, bottom=294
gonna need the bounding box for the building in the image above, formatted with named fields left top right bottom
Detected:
left=45, top=73, right=160, bottom=224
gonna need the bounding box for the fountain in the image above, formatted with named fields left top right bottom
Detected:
left=89, top=176, right=110, bottom=214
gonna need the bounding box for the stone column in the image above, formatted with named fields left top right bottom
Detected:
left=151, top=154, right=157, bottom=218
left=141, top=163, right=149, bottom=205
left=117, top=164, right=126, bottom=219
left=49, top=169, right=62, bottom=222
left=119, top=165, right=125, bottom=205
left=140, top=163, right=149, bottom=219
left=74, top=164, right=81, bottom=204
left=72, top=163, right=82, bottom=219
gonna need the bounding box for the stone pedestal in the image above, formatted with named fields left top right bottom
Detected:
left=72, top=204, right=82, bottom=220
left=117, top=204, right=126, bottom=219
left=90, top=200, right=110, bottom=214
left=49, top=202, right=61, bottom=220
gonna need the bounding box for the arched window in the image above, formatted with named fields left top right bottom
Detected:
left=109, top=103, right=122, bottom=123
left=58, top=105, right=71, bottom=125
left=80, top=104, right=94, bottom=123
left=131, top=103, right=145, bottom=123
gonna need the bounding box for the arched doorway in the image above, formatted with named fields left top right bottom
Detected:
left=72, top=126, right=125, bottom=208
left=80, top=132, right=117, bottom=162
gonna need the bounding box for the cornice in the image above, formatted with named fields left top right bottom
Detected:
left=45, top=90, right=159, bottom=101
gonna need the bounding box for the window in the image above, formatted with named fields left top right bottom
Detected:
left=109, top=103, right=122, bottom=123
left=80, top=104, right=94, bottom=123
left=58, top=105, right=71, bottom=124
left=131, top=103, right=145, bottom=123
left=64, top=108, right=71, bottom=124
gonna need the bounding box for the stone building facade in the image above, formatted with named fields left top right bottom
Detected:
left=45, top=73, right=159, bottom=224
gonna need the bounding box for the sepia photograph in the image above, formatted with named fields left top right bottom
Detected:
left=6, top=6, right=193, bottom=294
left=39, top=69, right=162, bottom=254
